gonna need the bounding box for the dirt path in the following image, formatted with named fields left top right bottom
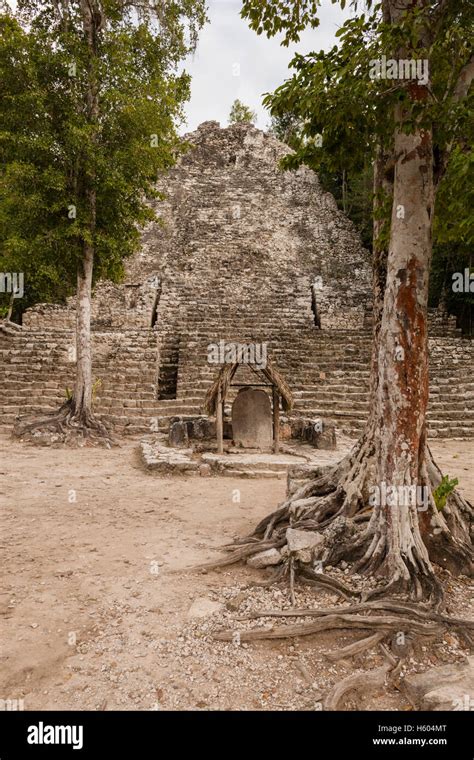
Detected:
left=1, top=435, right=472, bottom=711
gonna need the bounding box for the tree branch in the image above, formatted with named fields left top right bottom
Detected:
left=452, top=53, right=474, bottom=104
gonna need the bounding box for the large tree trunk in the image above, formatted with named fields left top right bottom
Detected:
left=71, top=241, right=94, bottom=422
left=357, top=112, right=437, bottom=594
left=68, top=0, right=99, bottom=424
left=357, top=0, right=472, bottom=592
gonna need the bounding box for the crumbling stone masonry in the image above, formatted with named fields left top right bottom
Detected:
left=1, top=122, right=473, bottom=438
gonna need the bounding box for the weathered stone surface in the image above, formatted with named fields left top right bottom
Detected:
left=169, top=420, right=189, bottom=448
left=232, top=388, right=272, bottom=449
left=188, top=417, right=215, bottom=440
left=247, top=548, right=282, bottom=568
left=315, top=425, right=337, bottom=450
left=404, top=657, right=474, bottom=711
left=291, top=418, right=336, bottom=449
left=1, top=121, right=472, bottom=442
left=286, top=528, right=324, bottom=554
left=187, top=598, right=224, bottom=619
left=140, top=441, right=198, bottom=475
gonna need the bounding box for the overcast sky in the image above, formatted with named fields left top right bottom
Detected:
left=5, top=0, right=351, bottom=133
left=181, top=0, right=353, bottom=133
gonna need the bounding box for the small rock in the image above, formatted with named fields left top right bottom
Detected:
left=404, top=656, right=474, bottom=711
left=226, top=592, right=246, bottom=611
left=295, top=549, right=313, bottom=564
left=187, top=598, right=224, bottom=619
left=286, top=528, right=324, bottom=553
left=199, top=464, right=212, bottom=477
left=247, top=548, right=282, bottom=568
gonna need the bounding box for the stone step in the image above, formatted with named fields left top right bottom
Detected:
left=200, top=451, right=307, bottom=474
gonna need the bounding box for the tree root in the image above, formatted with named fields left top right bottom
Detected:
left=209, top=434, right=473, bottom=607
left=319, top=633, right=407, bottom=710
left=234, top=598, right=474, bottom=633
left=325, top=632, right=387, bottom=662
left=220, top=595, right=473, bottom=659
left=299, top=567, right=360, bottom=600
left=213, top=612, right=445, bottom=642
left=0, top=319, right=22, bottom=336
left=13, top=400, right=117, bottom=448
left=324, top=664, right=390, bottom=711
left=174, top=538, right=286, bottom=573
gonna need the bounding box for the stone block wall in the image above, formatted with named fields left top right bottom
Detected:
left=1, top=121, right=473, bottom=439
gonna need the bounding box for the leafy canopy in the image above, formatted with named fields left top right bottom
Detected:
left=0, top=0, right=207, bottom=316
left=229, top=98, right=257, bottom=125
left=243, top=1, right=473, bottom=328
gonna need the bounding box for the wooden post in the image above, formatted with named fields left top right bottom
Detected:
left=216, top=384, right=223, bottom=454
left=272, top=386, right=280, bottom=454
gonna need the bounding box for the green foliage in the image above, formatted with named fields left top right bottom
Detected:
left=249, top=0, right=472, bottom=179
left=430, top=145, right=474, bottom=333
left=433, top=475, right=459, bottom=511
left=241, top=0, right=322, bottom=47
left=268, top=111, right=303, bottom=149
left=247, top=0, right=473, bottom=328
left=0, top=1, right=207, bottom=320
left=229, top=99, right=257, bottom=125
left=92, top=378, right=102, bottom=404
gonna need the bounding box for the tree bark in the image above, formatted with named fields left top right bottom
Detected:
left=12, top=2, right=110, bottom=443
left=273, top=387, right=280, bottom=454
left=216, top=385, right=223, bottom=454
left=361, top=110, right=436, bottom=591
left=72, top=241, right=94, bottom=421
left=70, top=0, right=100, bottom=424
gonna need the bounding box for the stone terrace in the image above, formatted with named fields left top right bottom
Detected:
left=1, top=122, right=473, bottom=438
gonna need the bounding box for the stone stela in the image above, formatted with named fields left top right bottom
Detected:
left=232, top=388, right=273, bottom=449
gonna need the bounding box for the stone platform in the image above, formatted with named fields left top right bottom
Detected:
left=139, top=438, right=337, bottom=478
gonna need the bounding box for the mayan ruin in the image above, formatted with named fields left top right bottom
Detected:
left=1, top=122, right=472, bottom=451
left=1, top=0, right=472, bottom=740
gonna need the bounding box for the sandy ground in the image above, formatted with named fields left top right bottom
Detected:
left=0, top=434, right=473, bottom=711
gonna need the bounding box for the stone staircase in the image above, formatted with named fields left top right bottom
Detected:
left=146, top=256, right=474, bottom=439
left=3, top=121, right=471, bottom=440
left=0, top=329, right=159, bottom=435
left=1, top=311, right=473, bottom=438
left=172, top=324, right=474, bottom=439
